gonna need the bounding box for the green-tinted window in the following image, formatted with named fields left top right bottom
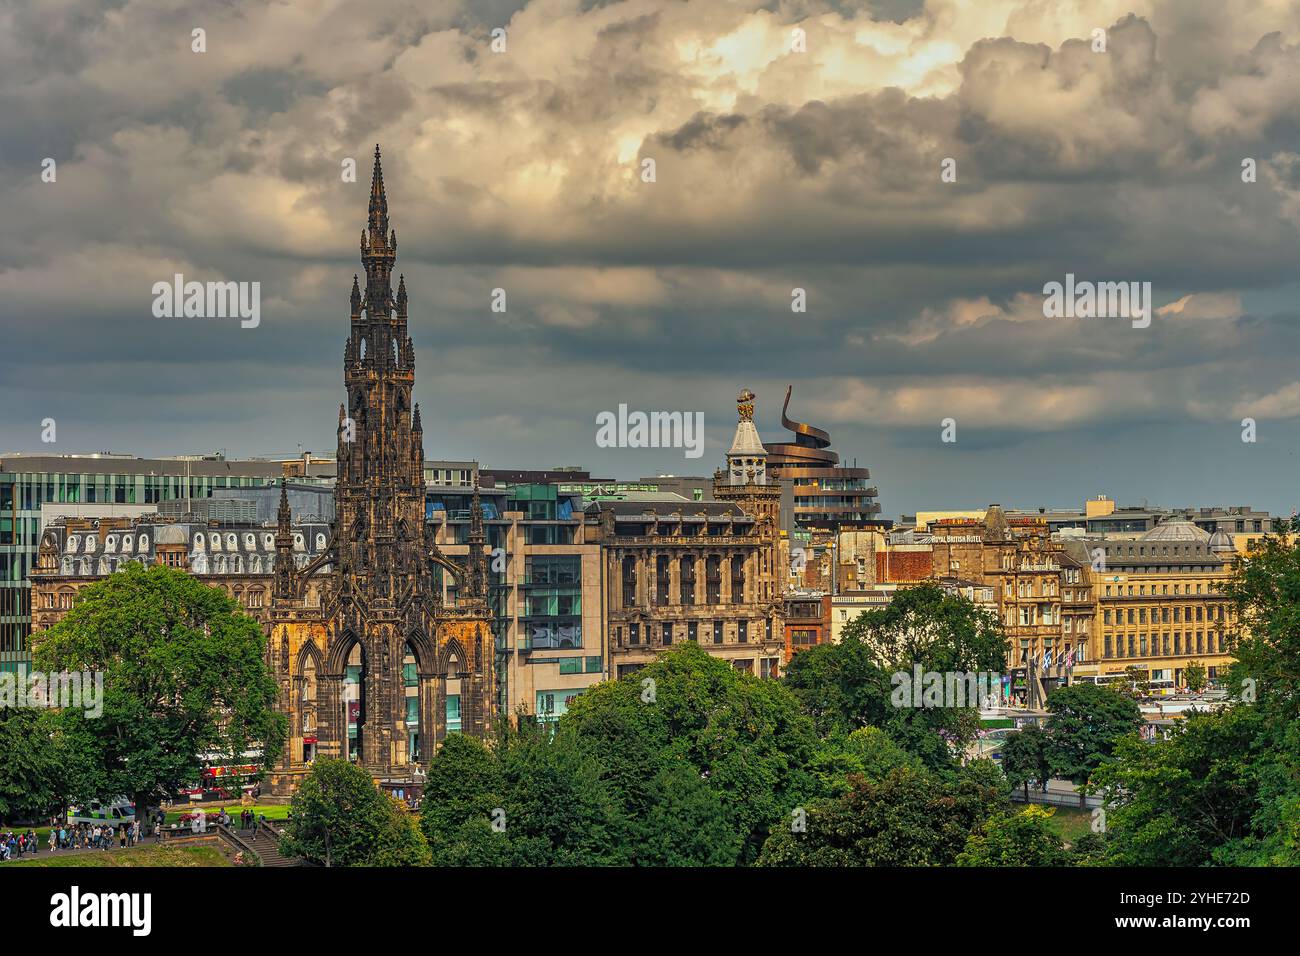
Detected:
left=558, top=657, right=581, bottom=675
left=585, top=656, right=602, bottom=673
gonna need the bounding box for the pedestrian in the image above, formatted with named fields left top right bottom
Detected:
left=48, top=829, right=56, bottom=853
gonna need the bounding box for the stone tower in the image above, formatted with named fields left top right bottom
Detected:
left=266, top=146, right=497, bottom=796
left=714, top=389, right=783, bottom=606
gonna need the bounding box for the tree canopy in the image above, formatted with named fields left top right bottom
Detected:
left=31, top=562, right=287, bottom=826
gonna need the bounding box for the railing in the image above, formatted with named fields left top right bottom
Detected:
left=1010, top=789, right=1103, bottom=810
left=214, top=823, right=263, bottom=864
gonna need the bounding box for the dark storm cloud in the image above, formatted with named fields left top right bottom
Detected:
left=3, top=0, right=1300, bottom=516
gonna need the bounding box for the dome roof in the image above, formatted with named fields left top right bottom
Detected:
left=154, top=525, right=187, bottom=545
left=1208, top=530, right=1236, bottom=552
left=1141, top=518, right=1210, bottom=543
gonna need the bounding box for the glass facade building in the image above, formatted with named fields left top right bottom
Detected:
left=1, top=454, right=332, bottom=674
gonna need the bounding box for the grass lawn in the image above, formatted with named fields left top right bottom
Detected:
left=7, top=844, right=231, bottom=868
left=7, top=803, right=292, bottom=847
left=1042, top=805, right=1094, bottom=845
left=162, top=804, right=292, bottom=825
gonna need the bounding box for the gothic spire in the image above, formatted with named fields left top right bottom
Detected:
left=273, top=477, right=296, bottom=600
left=360, top=144, right=396, bottom=317
left=368, top=144, right=389, bottom=242
left=469, top=481, right=484, bottom=542
left=464, top=480, right=488, bottom=602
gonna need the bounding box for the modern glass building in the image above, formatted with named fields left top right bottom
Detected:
left=427, top=477, right=604, bottom=723
left=0, top=453, right=333, bottom=673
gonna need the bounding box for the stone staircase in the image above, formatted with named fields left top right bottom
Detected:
left=250, top=823, right=297, bottom=867
left=214, top=822, right=299, bottom=867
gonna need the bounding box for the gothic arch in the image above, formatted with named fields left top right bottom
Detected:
left=404, top=629, right=437, bottom=672
left=326, top=629, right=363, bottom=676
left=439, top=637, right=467, bottom=677
left=297, top=638, right=323, bottom=678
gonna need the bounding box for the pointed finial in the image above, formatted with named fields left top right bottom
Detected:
left=367, top=144, right=389, bottom=240
left=350, top=274, right=362, bottom=311
left=412, top=402, right=422, bottom=432
left=470, top=479, right=484, bottom=540
left=277, top=477, right=291, bottom=532
left=396, top=274, right=407, bottom=305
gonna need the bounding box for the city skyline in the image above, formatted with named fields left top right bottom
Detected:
left=5, top=0, right=1300, bottom=516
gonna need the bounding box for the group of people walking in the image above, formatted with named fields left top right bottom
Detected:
left=0, top=830, right=40, bottom=860
left=0, top=820, right=144, bottom=860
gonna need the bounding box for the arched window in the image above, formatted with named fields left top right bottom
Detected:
left=344, top=644, right=366, bottom=762
left=402, top=642, right=421, bottom=762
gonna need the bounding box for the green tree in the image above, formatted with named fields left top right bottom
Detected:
left=0, top=710, right=70, bottom=822
left=1183, top=660, right=1207, bottom=693
left=562, top=643, right=821, bottom=864
left=1090, top=705, right=1283, bottom=866
left=637, top=761, right=740, bottom=866
left=783, top=582, right=1004, bottom=768
left=1045, top=682, right=1142, bottom=790
left=1000, top=723, right=1053, bottom=802
left=420, top=722, right=629, bottom=867
left=32, top=563, right=286, bottom=833
left=280, top=758, right=428, bottom=866
left=1122, top=665, right=1151, bottom=698
left=756, top=765, right=1004, bottom=866
left=957, top=805, right=1067, bottom=866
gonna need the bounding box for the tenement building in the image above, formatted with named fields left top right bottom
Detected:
left=589, top=390, right=786, bottom=679
left=31, top=147, right=496, bottom=797
left=929, top=507, right=1094, bottom=707
left=1, top=453, right=331, bottom=673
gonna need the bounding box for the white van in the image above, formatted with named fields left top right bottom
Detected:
left=67, top=797, right=136, bottom=825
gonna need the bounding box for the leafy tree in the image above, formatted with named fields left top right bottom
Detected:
left=280, top=758, right=428, bottom=866
left=1183, top=660, right=1207, bottom=694
left=31, top=563, right=287, bottom=832
left=1122, top=665, right=1151, bottom=698
left=495, top=721, right=629, bottom=866
left=783, top=582, right=1004, bottom=768
left=637, top=761, right=740, bottom=866
left=957, top=805, right=1067, bottom=866
left=1220, top=515, right=1300, bottom=724
left=1088, top=521, right=1300, bottom=867
left=807, top=725, right=967, bottom=801
left=1090, top=705, right=1282, bottom=866
left=562, top=642, right=820, bottom=864
left=756, top=765, right=1005, bottom=866
left=1000, top=723, right=1053, bottom=802
left=1044, top=682, right=1142, bottom=789
left=420, top=722, right=629, bottom=866
left=0, top=710, right=69, bottom=822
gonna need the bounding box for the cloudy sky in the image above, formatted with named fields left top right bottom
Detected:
left=3, top=0, right=1300, bottom=518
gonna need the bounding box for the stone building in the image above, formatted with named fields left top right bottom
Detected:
left=588, top=390, right=786, bottom=679
left=929, top=507, right=1094, bottom=707
left=31, top=147, right=495, bottom=798
left=1072, top=518, right=1238, bottom=690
